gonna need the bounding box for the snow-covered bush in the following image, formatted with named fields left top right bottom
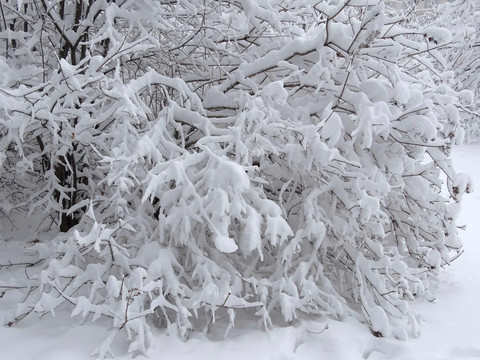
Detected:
left=431, top=0, right=480, bottom=141
left=0, top=0, right=468, bottom=356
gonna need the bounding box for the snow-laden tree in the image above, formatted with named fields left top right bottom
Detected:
left=0, top=0, right=469, bottom=356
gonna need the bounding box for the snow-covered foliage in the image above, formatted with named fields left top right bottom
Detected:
left=0, top=0, right=468, bottom=356
left=430, top=0, right=480, bottom=141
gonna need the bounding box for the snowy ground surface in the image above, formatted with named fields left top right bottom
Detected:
left=0, top=144, right=479, bottom=360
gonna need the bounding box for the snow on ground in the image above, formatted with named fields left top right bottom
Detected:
left=0, top=144, right=479, bottom=360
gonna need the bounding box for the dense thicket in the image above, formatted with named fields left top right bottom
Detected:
left=0, top=0, right=469, bottom=357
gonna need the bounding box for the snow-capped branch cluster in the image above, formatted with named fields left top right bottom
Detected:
left=0, top=0, right=469, bottom=357
left=432, top=0, right=480, bottom=141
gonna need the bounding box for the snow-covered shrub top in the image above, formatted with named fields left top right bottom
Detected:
left=403, top=0, right=480, bottom=141
left=443, top=0, right=480, bottom=141
left=0, top=0, right=469, bottom=357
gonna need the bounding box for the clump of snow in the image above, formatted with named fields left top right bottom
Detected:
left=422, top=27, right=452, bottom=45
left=393, top=81, right=410, bottom=105
left=214, top=235, right=238, bottom=253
